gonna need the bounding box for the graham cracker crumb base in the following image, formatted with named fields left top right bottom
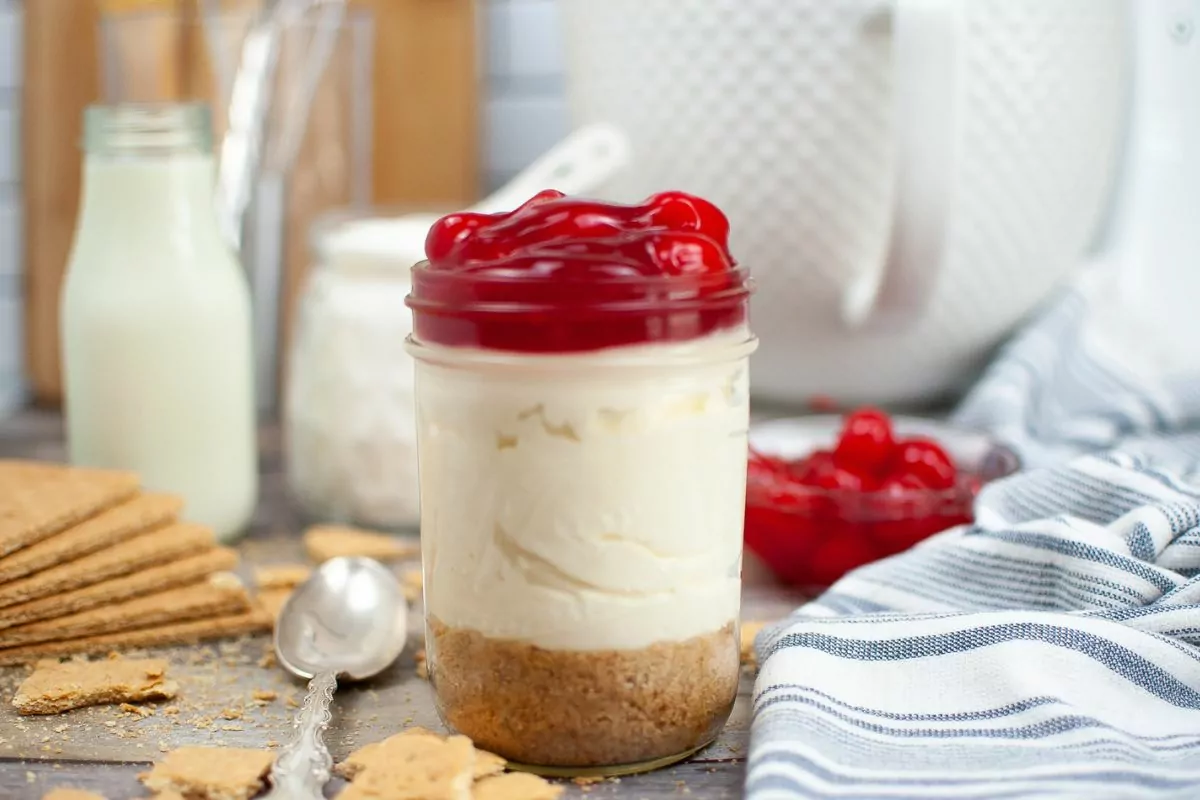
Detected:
left=428, top=618, right=738, bottom=768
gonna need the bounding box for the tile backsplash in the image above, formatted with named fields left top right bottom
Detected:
left=482, top=0, right=569, bottom=192
left=0, top=0, right=23, bottom=416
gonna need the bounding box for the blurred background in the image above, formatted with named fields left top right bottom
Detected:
left=0, top=0, right=575, bottom=418
left=1, top=0, right=1189, bottom=427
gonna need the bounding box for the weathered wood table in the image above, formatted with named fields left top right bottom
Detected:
left=0, top=409, right=807, bottom=800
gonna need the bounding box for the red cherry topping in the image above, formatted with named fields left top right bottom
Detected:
left=409, top=190, right=750, bottom=353
left=833, top=407, right=895, bottom=476
left=644, top=191, right=731, bottom=246
left=516, top=189, right=566, bottom=210
left=425, top=212, right=491, bottom=264
left=891, top=438, right=957, bottom=490
left=423, top=192, right=735, bottom=269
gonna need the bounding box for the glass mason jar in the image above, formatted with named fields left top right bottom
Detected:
left=285, top=213, right=423, bottom=530
left=407, top=256, right=757, bottom=775
left=61, top=104, right=257, bottom=542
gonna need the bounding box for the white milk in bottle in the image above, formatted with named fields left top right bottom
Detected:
left=60, top=104, right=257, bottom=542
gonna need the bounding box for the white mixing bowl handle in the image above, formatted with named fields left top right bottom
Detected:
left=841, top=0, right=960, bottom=329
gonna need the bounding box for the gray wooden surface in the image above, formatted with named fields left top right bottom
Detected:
left=0, top=409, right=809, bottom=800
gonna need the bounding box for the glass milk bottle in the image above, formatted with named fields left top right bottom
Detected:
left=61, top=104, right=257, bottom=542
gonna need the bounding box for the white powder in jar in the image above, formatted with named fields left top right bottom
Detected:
left=284, top=215, right=434, bottom=529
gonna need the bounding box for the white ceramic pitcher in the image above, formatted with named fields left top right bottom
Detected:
left=561, top=0, right=1129, bottom=406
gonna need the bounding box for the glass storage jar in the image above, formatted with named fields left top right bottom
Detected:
left=285, top=212, right=428, bottom=530
left=407, top=210, right=757, bottom=775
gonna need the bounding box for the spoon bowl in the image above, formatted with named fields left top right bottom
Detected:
left=275, top=556, right=408, bottom=680
left=263, top=556, right=408, bottom=799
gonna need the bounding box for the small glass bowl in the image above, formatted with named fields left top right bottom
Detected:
left=744, top=415, right=1019, bottom=588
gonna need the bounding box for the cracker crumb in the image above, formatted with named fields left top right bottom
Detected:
left=140, top=746, right=272, bottom=800
left=740, top=621, right=766, bottom=667
left=401, top=568, right=423, bottom=602
left=12, top=658, right=177, bottom=715
left=257, top=648, right=276, bottom=669
left=221, top=724, right=244, bottom=732
left=253, top=564, right=311, bottom=590
left=475, top=773, right=563, bottom=800
left=285, top=695, right=299, bottom=709
left=336, top=727, right=506, bottom=783
left=303, top=524, right=419, bottom=563
left=337, top=733, right=476, bottom=800
left=163, top=706, right=180, bottom=716
left=41, top=790, right=108, bottom=800
left=120, top=702, right=153, bottom=717
left=255, top=589, right=291, bottom=622
left=415, top=648, right=429, bottom=680
left=251, top=689, right=276, bottom=702
left=221, top=708, right=243, bottom=720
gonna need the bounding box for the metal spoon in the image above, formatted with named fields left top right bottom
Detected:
left=262, top=556, right=408, bottom=800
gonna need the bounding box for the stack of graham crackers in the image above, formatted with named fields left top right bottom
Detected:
left=0, top=460, right=271, bottom=665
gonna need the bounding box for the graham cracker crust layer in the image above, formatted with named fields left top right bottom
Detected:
left=428, top=618, right=739, bottom=769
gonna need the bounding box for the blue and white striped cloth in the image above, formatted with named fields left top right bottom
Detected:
left=747, top=275, right=1200, bottom=799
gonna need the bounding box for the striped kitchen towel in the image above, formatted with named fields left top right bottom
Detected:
left=747, top=276, right=1200, bottom=799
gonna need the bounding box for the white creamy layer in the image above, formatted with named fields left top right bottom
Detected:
left=414, top=329, right=754, bottom=651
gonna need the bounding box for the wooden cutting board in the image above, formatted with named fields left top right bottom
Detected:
left=22, top=0, right=102, bottom=408
left=22, top=0, right=479, bottom=407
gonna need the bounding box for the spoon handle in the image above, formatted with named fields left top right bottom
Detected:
left=262, top=670, right=337, bottom=800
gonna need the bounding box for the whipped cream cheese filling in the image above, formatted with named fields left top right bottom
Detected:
left=416, top=329, right=752, bottom=651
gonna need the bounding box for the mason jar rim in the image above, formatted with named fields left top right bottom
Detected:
left=404, top=328, right=758, bottom=372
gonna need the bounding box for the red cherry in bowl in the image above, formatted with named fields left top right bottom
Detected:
left=833, top=407, right=895, bottom=475
left=892, top=438, right=957, bottom=490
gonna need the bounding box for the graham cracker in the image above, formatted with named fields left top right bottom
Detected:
left=338, top=733, right=476, bottom=800
left=0, top=491, right=181, bottom=585
left=12, top=656, right=177, bottom=715
left=140, top=746, right=273, bottom=800
left=1, top=573, right=251, bottom=648
left=253, top=563, right=310, bottom=590
left=0, top=460, right=140, bottom=558
left=0, top=493, right=182, bottom=584
left=0, top=605, right=273, bottom=666
left=41, top=790, right=108, bottom=800
left=256, top=588, right=292, bottom=622
left=0, top=547, right=238, bottom=631
left=0, top=522, right=215, bottom=609
left=337, top=728, right=506, bottom=782
left=475, top=774, right=564, bottom=800
left=303, top=524, right=419, bottom=563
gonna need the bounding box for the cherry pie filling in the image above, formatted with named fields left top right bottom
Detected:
left=408, top=189, right=752, bottom=352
